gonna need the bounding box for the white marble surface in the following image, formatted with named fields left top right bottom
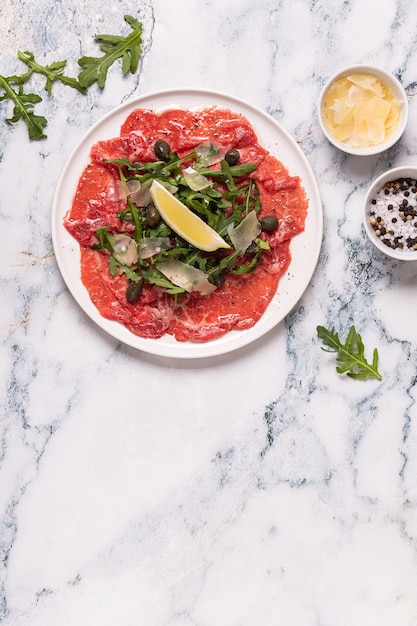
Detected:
left=1, top=0, right=417, bottom=624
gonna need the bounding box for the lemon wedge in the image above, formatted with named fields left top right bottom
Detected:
left=149, top=179, right=230, bottom=252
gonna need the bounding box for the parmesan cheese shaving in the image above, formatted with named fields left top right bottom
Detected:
left=227, top=210, right=261, bottom=254
left=112, top=235, right=138, bottom=265
left=323, top=73, right=401, bottom=148
left=183, top=166, right=211, bottom=191
left=139, top=237, right=171, bottom=259
left=156, top=259, right=217, bottom=295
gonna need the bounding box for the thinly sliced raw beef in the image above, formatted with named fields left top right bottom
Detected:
left=81, top=248, right=175, bottom=338
left=120, top=107, right=259, bottom=154
left=168, top=243, right=291, bottom=342
left=64, top=163, right=126, bottom=247
left=64, top=106, right=309, bottom=343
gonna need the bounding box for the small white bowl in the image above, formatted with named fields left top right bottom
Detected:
left=319, top=65, right=408, bottom=156
left=363, top=166, right=417, bottom=261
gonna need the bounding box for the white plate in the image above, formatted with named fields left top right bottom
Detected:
left=52, top=89, right=323, bottom=359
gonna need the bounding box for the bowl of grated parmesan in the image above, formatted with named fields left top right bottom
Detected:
left=319, top=65, right=408, bottom=156
left=363, top=166, right=417, bottom=260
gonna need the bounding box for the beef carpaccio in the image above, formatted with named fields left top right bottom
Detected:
left=64, top=106, right=308, bottom=343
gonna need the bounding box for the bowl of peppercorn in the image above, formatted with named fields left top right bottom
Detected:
left=364, top=166, right=417, bottom=260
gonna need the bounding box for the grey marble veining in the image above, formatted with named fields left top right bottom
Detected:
left=1, top=0, right=417, bottom=624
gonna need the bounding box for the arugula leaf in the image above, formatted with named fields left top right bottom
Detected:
left=317, top=325, right=382, bottom=381
left=140, top=263, right=186, bottom=295
left=17, top=51, right=86, bottom=94
left=231, top=249, right=263, bottom=275
left=198, top=161, right=258, bottom=183
left=108, top=256, right=141, bottom=282
left=0, top=75, right=47, bottom=139
left=78, top=14, right=142, bottom=89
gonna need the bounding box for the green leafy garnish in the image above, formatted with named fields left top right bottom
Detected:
left=17, top=51, right=86, bottom=94
left=78, top=15, right=142, bottom=89
left=317, top=325, right=382, bottom=380
left=0, top=14, right=143, bottom=139
left=0, top=75, right=47, bottom=140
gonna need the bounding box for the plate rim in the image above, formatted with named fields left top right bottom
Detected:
left=52, top=88, right=323, bottom=359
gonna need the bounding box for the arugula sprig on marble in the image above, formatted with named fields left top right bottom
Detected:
left=317, top=325, right=382, bottom=380
left=78, top=14, right=142, bottom=89
left=17, top=51, right=87, bottom=94
left=0, top=75, right=47, bottom=140
left=0, top=14, right=142, bottom=140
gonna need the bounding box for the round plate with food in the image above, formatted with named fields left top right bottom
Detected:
left=52, top=89, right=322, bottom=358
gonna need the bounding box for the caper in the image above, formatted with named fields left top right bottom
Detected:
left=126, top=277, right=145, bottom=303
left=225, top=149, right=240, bottom=166
left=145, top=204, right=161, bottom=227
left=259, top=215, right=279, bottom=232
left=154, top=139, right=171, bottom=161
